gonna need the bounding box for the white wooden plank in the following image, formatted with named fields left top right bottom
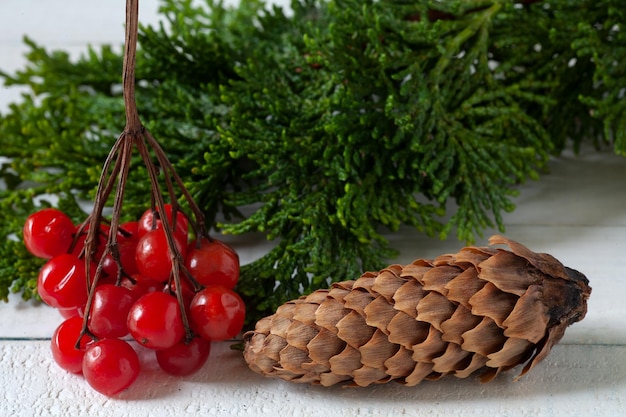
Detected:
left=1, top=340, right=624, bottom=417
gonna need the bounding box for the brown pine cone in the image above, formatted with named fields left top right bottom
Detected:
left=243, top=235, right=591, bottom=387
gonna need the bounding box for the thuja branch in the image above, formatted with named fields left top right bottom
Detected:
left=432, top=3, right=501, bottom=80
left=1, top=0, right=621, bottom=326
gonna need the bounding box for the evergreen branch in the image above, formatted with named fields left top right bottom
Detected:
left=0, top=0, right=624, bottom=322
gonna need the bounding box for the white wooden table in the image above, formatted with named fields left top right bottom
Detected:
left=2, top=1, right=626, bottom=416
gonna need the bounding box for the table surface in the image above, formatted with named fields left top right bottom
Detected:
left=2, top=1, right=625, bottom=416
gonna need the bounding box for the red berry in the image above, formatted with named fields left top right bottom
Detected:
left=23, top=208, right=74, bottom=259
left=155, top=337, right=211, bottom=376
left=127, top=291, right=185, bottom=350
left=190, top=285, right=246, bottom=341
left=57, top=305, right=85, bottom=319
left=94, top=273, right=118, bottom=288
left=50, top=316, right=92, bottom=374
left=82, top=339, right=140, bottom=396
left=135, top=229, right=186, bottom=282
left=120, top=275, right=162, bottom=301
left=87, top=284, right=136, bottom=339
left=37, top=254, right=95, bottom=309
left=137, top=204, right=189, bottom=241
left=185, top=238, right=240, bottom=289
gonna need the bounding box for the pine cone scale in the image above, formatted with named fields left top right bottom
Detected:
left=444, top=267, right=485, bottom=309
left=243, top=235, right=591, bottom=387
left=371, top=267, right=405, bottom=301
left=359, top=329, right=399, bottom=369
left=502, top=285, right=549, bottom=343
left=486, top=337, right=532, bottom=368
left=329, top=344, right=361, bottom=375
left=336, top=310, right=374, bottom=347
left=416, top=292, right=456, bottom=331
left=384, top=346, right=415, bottom=378
left=392, top=279, right=424, bottom=318
left=468, top=282, right=517, bottom=327
left=431, top=342, right=470, bottom=373
left=421, top=265, right=460, bottom=295
left=405, top=362, right=435, bottom=386
left=307, top=328, right=345, bottom=366
left=411, top=327, right=446, bottom=362
left=363, top=294, right=398, bottom=332
left=477, top=250, right=542, bottom=296
left=387, top=311, right=429, bottom=348
left=440, top=304, right=481, bottom=345
left=461, top=317, right=506, bottom=356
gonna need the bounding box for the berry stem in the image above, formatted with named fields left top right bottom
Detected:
left=143, top=129, right=209, bottom=240
left=122, top=0, right=141, bottom=133
left=134, top=131, right=194, bottom=341
left=76, top=0, right=208, bottom=347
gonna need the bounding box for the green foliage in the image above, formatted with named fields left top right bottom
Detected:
left=572, top=3, right=626, bottom=154
left=0, top=0, right=623, bottom=322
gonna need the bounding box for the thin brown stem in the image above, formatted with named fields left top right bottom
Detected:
left=143, top=130, right=208, bottom=238
left=134, top=136, right=194, bottom=342
left=78, top=134, right=135, bottom=347
left=82, top=133, right=126, bottom=280
left=123, top=0, right=141, bottom=132
left=104, top=135, right=135, bottom=285
left=77, top=0, right=209, bottom=347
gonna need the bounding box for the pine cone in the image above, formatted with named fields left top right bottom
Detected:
left=243, top=235, right=591, bottom=387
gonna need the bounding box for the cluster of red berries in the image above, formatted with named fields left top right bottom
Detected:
left=23, top=206, right=245, bottom=396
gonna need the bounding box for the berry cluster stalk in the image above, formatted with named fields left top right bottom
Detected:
left=77, top=0, right=206, bottom=346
